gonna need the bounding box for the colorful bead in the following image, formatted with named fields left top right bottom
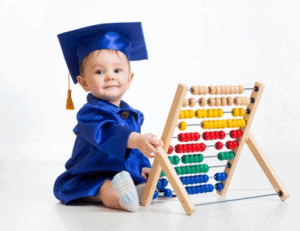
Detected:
left=167, top=145, right=173, bottom=154
left=218, top=151, right=235, bottom=161
left=163, top=188, right=172, bottom=198
left=215, top=141, right=223, bottom=150
left=215, top=183, right=224, bottom=191
left=214, top=172, right=227, bottom=181
left=178, top=121, right=187, bottom=131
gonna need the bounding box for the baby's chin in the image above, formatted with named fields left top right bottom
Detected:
left=92, top=93, right=123, bottom=106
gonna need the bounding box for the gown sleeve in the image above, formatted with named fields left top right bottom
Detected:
left=75, top=103, right=133, bottom=162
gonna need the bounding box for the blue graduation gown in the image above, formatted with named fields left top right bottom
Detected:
left=54, top=94, right=151, bottom=204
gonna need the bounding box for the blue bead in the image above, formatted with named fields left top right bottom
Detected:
left=203, top=174, right=209, bottom=183
left=195, top=175, right=201, bottom=184
left=180, top=176, right=187, bottom=185
left=199, top=175, right=204, bottom=183
left=208, top=184, right=214, bottom=192
left=163, top=188, right=172, bottom=198
left=187, top=177, right=192, bottom=185
left=192, top=186, right=198, bottom=194
left=185, top=186, right=192, bottom=195
left=157, top=179, right=162, bottom=190
left=199, top=185, right=204, bottom=193
left=222, top=173, right=227, bottom=181
left=214, top=173, right=221, bottom=181
left=191, top=176, right=196, bottom=184
left=153, top=190, right=159, bottom=199
left=215, top=183, right=224, bottom=191
left=161, top=178, right=168, bottom=188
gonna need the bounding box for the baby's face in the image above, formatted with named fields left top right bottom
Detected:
left=77, top=50, right=133, bottom=106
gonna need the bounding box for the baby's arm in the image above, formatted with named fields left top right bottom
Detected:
left=127, top=132, right=160, bottom=158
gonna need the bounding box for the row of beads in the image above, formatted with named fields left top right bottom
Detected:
left=186, top=184, right=214, bottom=194
left=175, top=141, right=238, bottom=154
left=200, top=119, right=246, bottom=129
left=183, top=96, right=250, bottom=107
left=177, top=130, right=243, bottom=142
left=218, top=151, right=235, bottom=161
left=181, top=174, right=209, bottom=185
left=175, top=164, right=209, bottom=175
left=190, top=85, right=244, bottom=95
left=179, top=108, right=246, bottom=119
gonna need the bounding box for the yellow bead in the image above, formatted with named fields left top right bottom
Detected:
left=221, top=120, right=227, bottom=128
left=241, top=119, right=246, bottom=128
left=209, top=121, right=215, bottom=129
left=195, top=109, right=201, bottom=118
left=202, top=110, right=208, bottom=118
left=218, top=108, right=223, bottom=117
left=188, top=110, right=195, bottom=118
left=179, top=111, right=185, bottom=119
left=207, top=109, right=214, bottom=118
left=213, top=109, right=219, bottom=118
left=201, top=121, right=208, bottom=129
left=184, top=110, right=190, bottom=119
left=227, top=119, right=233, bottom=128
left=178, top=121, right=187, bottom=131
left=232, top=108, right=240, bottom=117
left=240, top=108, right=246, bottom=116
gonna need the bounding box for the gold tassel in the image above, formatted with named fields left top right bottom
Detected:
left=66, top=73, right=75, bottom=110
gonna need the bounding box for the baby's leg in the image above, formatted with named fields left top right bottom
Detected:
left=89, top=171, right=139, bottom=212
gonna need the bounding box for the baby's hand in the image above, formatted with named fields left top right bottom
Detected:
left=141, top=167, right=151, bottom=180
left=128, top=132, right=160, bottom=158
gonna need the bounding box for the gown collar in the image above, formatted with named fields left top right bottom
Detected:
left=87, top=93, right=140, bottom=118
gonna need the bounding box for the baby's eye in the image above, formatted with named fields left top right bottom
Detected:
left=95, top=70, right=104, bottom=75
left=114, top=68, right=122, bottom=73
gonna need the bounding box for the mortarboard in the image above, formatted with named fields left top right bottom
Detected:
left=57, top=22, right=148, bottom=110
left=58, top=22, right=148, bottom=84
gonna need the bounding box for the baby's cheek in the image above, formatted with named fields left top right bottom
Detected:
left=89, top=80, right=99, bottom=89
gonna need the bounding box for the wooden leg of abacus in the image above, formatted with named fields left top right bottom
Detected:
left=141, top=83, right=197, bottom=215
left=246, top=132, right=289, bottom=201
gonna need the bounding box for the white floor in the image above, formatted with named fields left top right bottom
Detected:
left=0, top=144, right=297, bottom=231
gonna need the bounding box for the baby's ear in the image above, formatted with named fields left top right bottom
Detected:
left=77, top=75, right=89, bottom=92
left=128, top=72, right=134, bottom=83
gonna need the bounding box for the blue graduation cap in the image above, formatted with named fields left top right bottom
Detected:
left=58, top=22, right=148, bottom=84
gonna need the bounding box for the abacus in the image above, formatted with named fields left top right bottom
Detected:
left=141, top=82, right=289, bottom=215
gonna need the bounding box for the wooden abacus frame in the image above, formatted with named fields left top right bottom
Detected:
left=141, top=82, right=289, bottom=215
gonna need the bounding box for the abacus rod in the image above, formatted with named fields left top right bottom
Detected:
left=194, top=193, right=278, bottom=207
left=209, top=165, right=227, bottom=168
left=187, top=87, right=255, bottom=91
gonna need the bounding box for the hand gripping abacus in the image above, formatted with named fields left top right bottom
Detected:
left=141, top=82, right=289, bottom=215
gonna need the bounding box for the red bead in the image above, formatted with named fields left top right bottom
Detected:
left=178, top=133, right=184, bottom=142
left=226, top=141, right=234, bottom=149
left=230, top=130, right=236, bottom=138
left=167, top=145, right=174, bottom=154
left=214, top=131, right=220, bottom=139
left=237, top=130, right=243, bottom=138
left=219, top=131, right=226, bottom=139
left=200, top=143, right=206, bottom=152
left=215, top=142, right=223, bottom=150
left=202, top=132, right=208, bottom=140
left=175, top=144, right=182, bottom=153
left=233, top=141, right=239, bottom=148
left=194, top=132, right=201, bottom=141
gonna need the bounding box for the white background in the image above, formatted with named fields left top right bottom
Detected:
left=0, top=0, right=299, bottom=230
left=1, top=0, right=299, bottom=197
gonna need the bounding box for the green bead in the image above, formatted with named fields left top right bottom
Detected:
left=194, top=154, right=200, bottom=163
left=160, top=170, right=165, bottom=177
left=173, top=156, right=180, bottom=165
left=189, top=155, right=195, bottom=163
left=168, top=156, right=173, bottom=164
left=195, top=165, right=201, bottom=173
left=191, top=165, right=196, bottom=174
left=199, top=154, right=204, bottom=163
left=175, top=167, right=181, bottom=175
left=181, top=155, right=188, bottom=164
left=203, top=164, right=209, bottom=173
left=181, top=166, right=187, bottom=175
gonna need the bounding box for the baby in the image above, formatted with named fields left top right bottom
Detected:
left=54, top=22, right=159, bottom=212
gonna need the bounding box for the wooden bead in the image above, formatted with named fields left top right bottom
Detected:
left=198, top=86, right=203, bottom=95
left=188, top=98, right=197, bottom=107
left=220, top=97, right=227, bottom=106
left=197, top=86, right=202, bottom=95
left=220, top=86, right=226, bottom=94
left=224, top=86, right=230, bottom=95
left=208, top=97, right=215, bottom=106
left=183, top=99, right=189, bottom=107
left=208, top=86, right=216, bottom=95
left=202, top=86, right=209, bottom=95
left=215, top=98, right=221, bottom=106
left=234, top=97, right=242, bottom=106
left=229, top=86, right=235, bottom=94
left=198, top=97, right=207, bottom=107
left=238, top=85, right=244, bottom=94
left=190, top=86, right=199, bottom=95
left=227, top=97, right=233, bottom=106
left=232, top=86, right=238, bottom=94
left=215, top=86, right=222, bottom=95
